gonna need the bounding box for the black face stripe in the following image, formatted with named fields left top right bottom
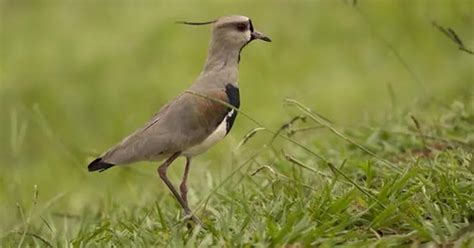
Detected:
left=237, top=19, right=255, bottom=63
left=224, top=84, right=240, bottom=134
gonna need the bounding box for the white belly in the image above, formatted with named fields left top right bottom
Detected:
left=182, top=116, right=228, bottom=157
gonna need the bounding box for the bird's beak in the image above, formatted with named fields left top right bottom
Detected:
left=251, top=30, right=272, bottom=42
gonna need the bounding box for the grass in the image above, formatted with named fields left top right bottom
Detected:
left=2, top=98, right=473, bottom=247
left=1, top=0, right=473, bottom=247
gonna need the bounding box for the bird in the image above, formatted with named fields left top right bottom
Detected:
left=87, top=15, right=271, bottom=223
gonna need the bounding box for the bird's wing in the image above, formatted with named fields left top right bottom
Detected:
left=100, top=89, right=231, bottom=164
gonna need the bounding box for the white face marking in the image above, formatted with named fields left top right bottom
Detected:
left=245, top=17, right=251, bottom=41
left=246, top=31, right=252, bottom=42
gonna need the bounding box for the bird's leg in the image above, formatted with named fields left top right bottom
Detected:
left=180, top=157, right=191, bottom=213
left=158, top=153, right=189, bottom=214
left=158, top=153, right=201, bottom=225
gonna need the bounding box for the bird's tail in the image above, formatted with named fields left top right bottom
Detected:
left=88, top=158, right=115, bottom=172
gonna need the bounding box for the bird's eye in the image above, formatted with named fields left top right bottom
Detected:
left=236, top=23, right=247, bottom=32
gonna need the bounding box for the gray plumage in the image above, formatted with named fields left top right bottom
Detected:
left=88, top=15, right=270, bottom=173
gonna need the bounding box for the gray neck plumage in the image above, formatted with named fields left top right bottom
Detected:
left=203, top=38, right=241, bottom=73
left=191, top=38, right=241, bottom=91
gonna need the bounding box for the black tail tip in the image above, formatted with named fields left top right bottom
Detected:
left=88, top=158, right=115, bottom=172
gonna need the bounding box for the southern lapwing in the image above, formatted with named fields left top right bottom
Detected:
left=87, top=15, right=271, bottom=223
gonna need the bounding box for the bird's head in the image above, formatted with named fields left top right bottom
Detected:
left=211, top=15, right=271, bottom=48
left=178, top=15, right=271, bottom=51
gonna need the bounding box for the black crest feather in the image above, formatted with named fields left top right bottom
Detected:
left=176, top=20, right=216, bottom=26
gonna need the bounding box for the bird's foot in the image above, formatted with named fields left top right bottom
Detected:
left=182, top=211, right=204, bottom=228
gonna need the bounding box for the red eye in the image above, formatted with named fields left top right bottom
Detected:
left=236, top=23, right=247, bottom=32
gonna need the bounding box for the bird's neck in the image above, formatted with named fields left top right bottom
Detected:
left=203, top=39, right=241, bottom=72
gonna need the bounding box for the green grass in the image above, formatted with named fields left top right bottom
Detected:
left=3, top=99, right=473, bottom=247
left=1, top=0, right=473, bottom=246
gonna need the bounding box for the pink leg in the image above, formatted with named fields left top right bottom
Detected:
left=180, top=157, right=191, bottom=211
left=158, top=153, right=201, bottom=224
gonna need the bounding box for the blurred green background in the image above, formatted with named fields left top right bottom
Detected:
left=0, top=0, right=472, bottom=233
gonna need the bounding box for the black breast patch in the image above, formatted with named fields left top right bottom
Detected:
left=225, top=84, right=240, bottom=134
